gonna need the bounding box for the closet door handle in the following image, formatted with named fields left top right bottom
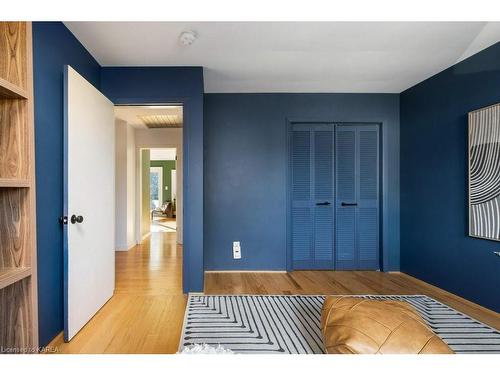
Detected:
left=341, top=202, right=358, bottom=206
left=316, top=201, right=331, bottom=206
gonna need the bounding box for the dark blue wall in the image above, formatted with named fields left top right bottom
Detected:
left=100, top=67, right=205, bottom=294
left=400, top=42, right=500, bottom=312
left=33, top=22, right=101, bottom=346
left=204, top=94, right=400, bottom=271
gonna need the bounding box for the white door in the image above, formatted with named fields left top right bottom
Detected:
left=63, top=66, right=115, bottom=341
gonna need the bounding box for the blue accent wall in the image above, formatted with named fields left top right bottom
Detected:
left=100, top=67, right=205, bottom=294
left=204, top=94, right=400, bottom=271
left=400, top=42, right=500, bottom=313
left=33, top=22, right=101, bottom=346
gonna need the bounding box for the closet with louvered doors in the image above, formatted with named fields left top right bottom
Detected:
left=289, top=123, right=380, bottom=271
left=0, top=21, right=38, bottom=352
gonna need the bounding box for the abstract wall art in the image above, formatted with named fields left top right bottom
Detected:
left=469, top=103, right=500, bottom=241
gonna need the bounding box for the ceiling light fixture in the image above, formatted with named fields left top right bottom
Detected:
left=144, top=105, right=181, bottom=109
left=179, top=30, right=197, bottom=46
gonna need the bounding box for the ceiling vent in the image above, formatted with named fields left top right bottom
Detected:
left=137, top=114, right=183, bottom=128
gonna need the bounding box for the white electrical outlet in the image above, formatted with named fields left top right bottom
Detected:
left=233, top=241, right=241, bottom=259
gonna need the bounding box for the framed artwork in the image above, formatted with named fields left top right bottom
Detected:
left=469, top=103, right=500, bottom=241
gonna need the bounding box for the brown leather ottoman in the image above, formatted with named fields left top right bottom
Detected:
left=321, top=296, right=454, bottom=354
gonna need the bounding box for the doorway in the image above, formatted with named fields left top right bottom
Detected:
left=289, top=122, right=381, bottom=271
left=148, top=148, right=178, bottom=234
left=113, top=104, right=183, bottom=246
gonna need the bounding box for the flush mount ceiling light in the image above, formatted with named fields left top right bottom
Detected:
left=179, top=30, right=197, bottom=46
left=138, top=114, right=183, bottom=128
left=144, top=105, right=182, bottom=109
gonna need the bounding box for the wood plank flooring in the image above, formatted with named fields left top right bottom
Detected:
left=205, top=271, right=500, bottom=331
left=50, top=230, right=500, bottom=353
left=50, top=231, right=187, bottom=353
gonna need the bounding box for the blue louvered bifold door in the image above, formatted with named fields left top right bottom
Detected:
left=291, top=124, right=334, bottom=269
left=335, top=124, right=380, bottom=270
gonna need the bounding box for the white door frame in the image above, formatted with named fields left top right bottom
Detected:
left=171, top=169, right=177, bottom=202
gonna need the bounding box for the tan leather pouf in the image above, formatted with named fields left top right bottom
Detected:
left=320, top=296, right=454, bottom=354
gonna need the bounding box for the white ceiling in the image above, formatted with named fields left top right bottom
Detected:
left=150, top=148, right=176, bottom=161
left=114, top=105, right=183, bottom=129
left=65, top=22, right=500, bottom=93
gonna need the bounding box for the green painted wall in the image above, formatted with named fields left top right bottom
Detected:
left=141, top=149, right=150, bottom=237
left=150, top=160, right=176, bottom=202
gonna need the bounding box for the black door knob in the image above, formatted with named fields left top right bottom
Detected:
left=341, top=202, right=358, bottom=206
left=316, top=201, right=331, bottom=206
left=71, top=215, right=84, bottom=224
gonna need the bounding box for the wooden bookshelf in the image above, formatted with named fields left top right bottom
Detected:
left=0, top=22, right=38, bottom=352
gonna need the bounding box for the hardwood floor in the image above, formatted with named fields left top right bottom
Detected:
left=205, top=271, right=500, bottom=331
left=50, top=231, right=500, bottom=353
left=50, top=231, right=187, bottom=353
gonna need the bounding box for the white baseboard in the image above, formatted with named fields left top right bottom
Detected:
left=115, top=242, right=136, bottom=251
left=140, top=232, right=151, bottom=243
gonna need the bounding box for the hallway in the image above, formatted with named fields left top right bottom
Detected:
left=51, top=232, right=186, bottom=353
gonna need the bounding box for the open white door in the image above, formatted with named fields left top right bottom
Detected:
left=63, top=66, right=115, bottom=341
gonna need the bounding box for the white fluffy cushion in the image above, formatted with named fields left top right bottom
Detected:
left=179, top=344, right=235, bottom=354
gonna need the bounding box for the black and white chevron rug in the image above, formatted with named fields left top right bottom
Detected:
left=179, top=295, right=500, bottom=354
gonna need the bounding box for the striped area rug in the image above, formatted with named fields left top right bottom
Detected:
left=179, top=295, right=500, bottom=354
